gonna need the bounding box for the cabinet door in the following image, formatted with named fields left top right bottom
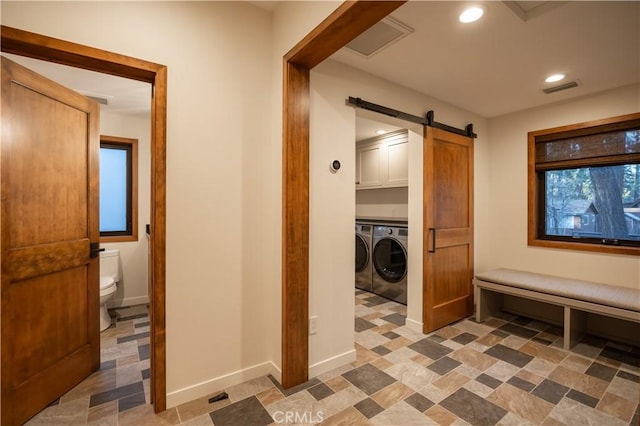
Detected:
left=384, top=139, right=409, bottom=187
left=356, top=143, right=383, bottom=189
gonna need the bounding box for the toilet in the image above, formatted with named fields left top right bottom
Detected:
left=99, top=249, right=122, bottom=331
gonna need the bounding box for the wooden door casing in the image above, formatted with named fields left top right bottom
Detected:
left=423, top=126, right=474, bottom=333
left=1, top=56, right=101, bottom=425
left=281, top=1, right=406, bottom=388
left=1, top=25, right=168, bottom=413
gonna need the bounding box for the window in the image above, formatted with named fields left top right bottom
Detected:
left=528, top=113, right=640, bottom=255
left=100, top=135, right=138, bottom=242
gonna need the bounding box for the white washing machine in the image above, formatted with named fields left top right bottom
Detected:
left=372, top=225, right=407, bottom=304
left=355, top=223, right=373, bottom=291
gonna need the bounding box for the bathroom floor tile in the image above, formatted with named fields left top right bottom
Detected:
left=117, top=331, right=150, bottom=344
left=118, top=392, right=146, bottom=412
left=89, top=381, right=144, bottom=407
left=137, top=344, right=150, bottom=361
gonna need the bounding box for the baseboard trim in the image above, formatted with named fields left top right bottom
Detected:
left=405, top=317, right=423, bottom=332
left=108, top=296, right=149, bottom=308
left=166, top=361, right=280, bottom=408
left=309, top=349, right=356, bottom=378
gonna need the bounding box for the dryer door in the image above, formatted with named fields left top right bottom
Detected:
left=373, top=238, right=407, bottom=283
left=355, top=234, right=369, bottom=272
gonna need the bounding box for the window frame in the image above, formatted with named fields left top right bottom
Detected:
left=528, top=112, right=640, bottom=256
left=99, top=135, right=138, bottom=243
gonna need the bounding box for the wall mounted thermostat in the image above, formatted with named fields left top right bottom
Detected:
left=330, top=160, right=341, bottom=173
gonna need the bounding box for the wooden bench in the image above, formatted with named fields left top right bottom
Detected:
left=473, top=269, right=640, bottom=350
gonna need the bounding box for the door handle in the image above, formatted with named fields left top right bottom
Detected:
left=90, top=242, right=105, bottom=258
left=428, top=228, right=437, bottom=253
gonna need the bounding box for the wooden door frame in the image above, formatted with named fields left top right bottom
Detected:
left=281, top=1, right=406, bottom=388
left=0, top=26, right=167, bottom=412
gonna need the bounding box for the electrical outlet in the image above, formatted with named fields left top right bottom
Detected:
left=309, top=316, right=319, bottom=335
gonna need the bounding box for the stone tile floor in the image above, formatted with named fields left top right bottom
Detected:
left=27, top=291, right=640, bottom=425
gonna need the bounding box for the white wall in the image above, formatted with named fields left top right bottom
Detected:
left=487, top=84, right=640, bottom=289
left=100, top=111, right=151, bottom=308
left=1, top=0, right=278, bottom=407
left=406, top=129, right=424, bottom=330
left=356, top=187, right=409, bottom=220
left=308, top=59, right=489, bottom=355
left=308, top=68, right=358, bottom=373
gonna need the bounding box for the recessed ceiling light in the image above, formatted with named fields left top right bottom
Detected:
left=545, top=73, right=566, bottom=83
left=376, top=129, right=387, bottom=135
left=459, top=6, right=484, bottom=23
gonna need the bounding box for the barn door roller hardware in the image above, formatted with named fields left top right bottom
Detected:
left=425, top=110, right=476, bottom=139
left=347, top=96, right=477, bottom=138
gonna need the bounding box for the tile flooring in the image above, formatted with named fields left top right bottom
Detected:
left=27, top=291, right=640, bottom=425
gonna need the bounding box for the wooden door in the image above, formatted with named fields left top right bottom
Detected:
left=1, top=57, right=100, bottom=425
left=423, top=126, right=474, bottom=333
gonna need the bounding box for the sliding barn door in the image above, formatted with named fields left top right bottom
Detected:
left=423, top=126, right=474, bottom=333
left=1, top=56, right=100, bottom=425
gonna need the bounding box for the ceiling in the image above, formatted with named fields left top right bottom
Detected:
left=356, top=115, right=404, bottom=142
left=333, top=1, right=639, bottom=119
left=4, top=1, right=638, bottom=136
left=1, top=53, right=151, bottom=117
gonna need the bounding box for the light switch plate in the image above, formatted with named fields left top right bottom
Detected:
left=309, top=316, right=319, bottom=335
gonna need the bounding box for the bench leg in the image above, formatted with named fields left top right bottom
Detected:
left=475, top=286, right=503, bottom=322
left=563, top=307, right=587, bottom=350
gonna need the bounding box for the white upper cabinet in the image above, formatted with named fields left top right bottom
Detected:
left=356, top=130, right=408, bottom=190
left=356, top=142, right=383, bottom=188
left=385, top=137, right=409, bottom=186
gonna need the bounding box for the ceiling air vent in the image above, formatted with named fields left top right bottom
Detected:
left=87, top=95, right=109, bottom=105
left=77, top=89, right=114, bottom=106
left=543, top=81, right=579, bottom=94
left=503, top=1, right=568, bottom=22
left=345, top=16, right=414, bottom=58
